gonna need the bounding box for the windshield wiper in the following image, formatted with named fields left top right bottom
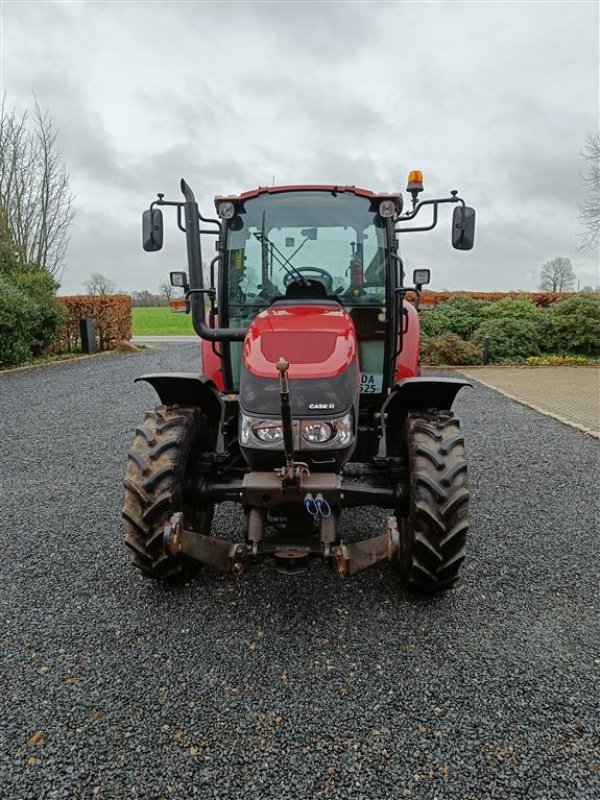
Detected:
left=253, top=215, right=308, bottom=285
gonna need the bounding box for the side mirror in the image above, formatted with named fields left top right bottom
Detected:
left=452, top=206, right=475, bottom=250
left=142, top=208, right=163, bottom=252
left=170, top=271, right=188, bottom=289
left=413, top=268, right=431, bottom=287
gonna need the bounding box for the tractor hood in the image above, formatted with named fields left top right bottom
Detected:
left=239, top=302, right=360, bottom=417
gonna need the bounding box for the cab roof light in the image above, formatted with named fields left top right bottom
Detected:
left=378, top=198, right=397, bottom=218
left=217, top=200, right=236, bottom=220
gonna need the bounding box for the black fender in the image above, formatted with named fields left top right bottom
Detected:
left=135, top=373, right=222, bottom=426
left=382, top=377, right=472, bottom=417
left=381, top=377, right=471, bottom=456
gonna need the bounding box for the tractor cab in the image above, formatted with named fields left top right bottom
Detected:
left=219, top=187, right=395, bottom=398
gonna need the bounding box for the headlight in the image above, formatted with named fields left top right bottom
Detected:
left=302, top=421, right=335, bottom=444
left=252, top=422, right=283, bottom=443
left=332, top=411, right=353, bottom=446
left=240, top=413, right=284, bottom=445
left=301, top=411, right=353, bottom=447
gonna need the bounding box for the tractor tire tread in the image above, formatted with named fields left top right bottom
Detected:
left=122, top=405, right=215, bottom=580
left=148, top=438, right=182, bottom=460
left=415, top=444, right=445, bottom=470
left=398, top=411, right=469, bottom=593
left=127, top=450, right=148, bottom=475
left=135, top=425, right=156, bottom=445
left=439, top=434, right=465, bottom=455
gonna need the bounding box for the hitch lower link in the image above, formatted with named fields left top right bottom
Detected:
left=163, top=512, right=401, bottom=579
left=163, top=512, right=249, bottom=576
left=333, top=515, right=401, bottom=578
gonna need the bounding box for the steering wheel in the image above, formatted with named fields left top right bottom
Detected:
left=283, top=266, right=334, bottom=294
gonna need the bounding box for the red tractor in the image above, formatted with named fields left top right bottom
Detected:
left=123, top=174, right=476, bottom=592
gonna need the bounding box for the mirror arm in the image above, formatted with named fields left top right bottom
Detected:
left=395, top=203, right=439, bottom=234
left=198, top=210, right=222, bottom=234
left=151, top=199, right=218, bottom=236
left=394, top=193, right=464, bottom=226
left=153, top=198, right=182, bottom=208
left=177, top=204, right=186, bottom=233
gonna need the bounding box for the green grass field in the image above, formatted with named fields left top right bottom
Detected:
left=132, top=306, right=195, bottom=335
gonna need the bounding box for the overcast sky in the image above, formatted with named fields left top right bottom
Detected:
left=2, top=0, right=599, bottom=294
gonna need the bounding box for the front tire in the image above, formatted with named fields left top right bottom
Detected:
left=122, top=405, right=215, bottom=579
left=397, top=411, right=469, bottom=592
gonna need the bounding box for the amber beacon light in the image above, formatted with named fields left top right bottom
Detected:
left=406, top=170, right=424, bottom=193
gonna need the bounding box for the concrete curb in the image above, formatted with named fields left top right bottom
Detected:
left=132, top=335, right=198, bottom=343
left=458, top=372, right=600, bottom=439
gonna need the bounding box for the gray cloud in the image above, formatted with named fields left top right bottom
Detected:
left=2, top=0, right=598, bottom=293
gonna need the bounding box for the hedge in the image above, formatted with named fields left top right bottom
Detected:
left=420, top=293, right=600, bottom=363
left=544, top=293, right=600, bottom=355
left=419, top=291, right=568, bottom=308
left=56, top=295, right=132, bottom=352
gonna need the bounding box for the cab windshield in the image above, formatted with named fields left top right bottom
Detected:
left=224, top=190, right=388, bottom=318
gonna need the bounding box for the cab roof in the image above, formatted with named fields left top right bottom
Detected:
left=214, top=184, right=401, bottom=208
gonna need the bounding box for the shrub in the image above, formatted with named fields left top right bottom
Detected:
left=524, top=354, right=591, bottom=366
left=9, top=269, right=67, bottom=352
left=0, top=269, right=68, bottom=366
left=472, top=317, right=543, bottom=361
left=421, top=332, right=483, bottom=366
left=420, top=295, right=492, bottom=339
left=544, top=293, right=600, bottom=355
left=480, top=296, right=545, bottom=323
left=0, top=275, right=38, bottom=365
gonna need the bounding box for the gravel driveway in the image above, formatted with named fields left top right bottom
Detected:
left=1, top=344, right=599, bottom=799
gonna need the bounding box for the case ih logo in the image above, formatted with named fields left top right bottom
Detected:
left=309, top=403, right=335, bottom=410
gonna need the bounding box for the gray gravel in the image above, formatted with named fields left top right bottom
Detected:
left=1, top=344, right=599, bottom=799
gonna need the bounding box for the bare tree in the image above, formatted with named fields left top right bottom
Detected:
left=159, top=281, right=173, bottom=302
left=131, top=289, right=167, bottom=306
left=0, top=95, right=74, bottom=277
left=578, top=133, right=600, bottom=251
left=83, top=272, right=115, bottom=295
left=539, top=256, right=576, bottom=292
left=0, top=210, right=20, bottom=273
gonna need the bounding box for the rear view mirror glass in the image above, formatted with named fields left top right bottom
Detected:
left=142, top=208, right=163, bottom=252
left=452, top=206, right=476, bottom=251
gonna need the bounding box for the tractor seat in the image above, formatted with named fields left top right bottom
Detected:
left=284, top=278, right=328, bottom=299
